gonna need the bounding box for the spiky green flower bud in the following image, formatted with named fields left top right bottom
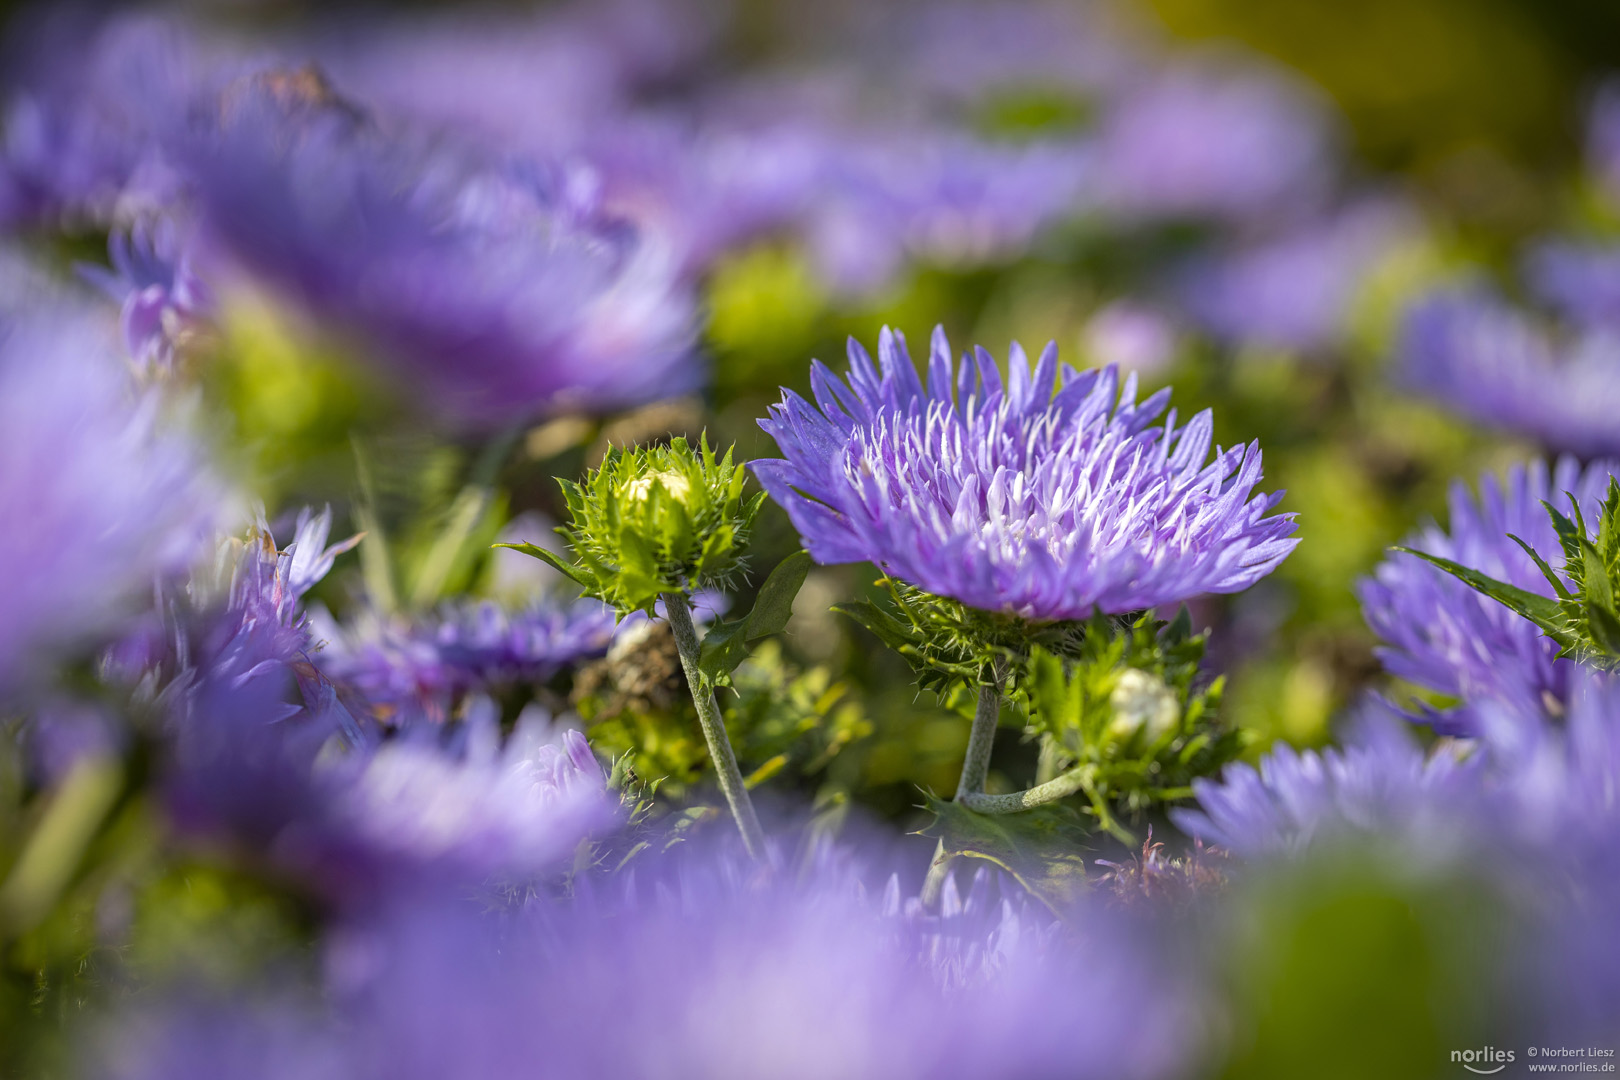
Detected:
left=501, top=435, right=765, bottom=616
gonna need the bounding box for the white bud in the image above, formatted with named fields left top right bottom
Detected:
left=1106, top=669, right=1180, bottom=745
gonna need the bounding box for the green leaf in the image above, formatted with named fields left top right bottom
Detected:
left=1393, top=547, right=1566, bottom=629
left=743, top=550, right=812, bottom=640
left=1584, top=539, right=1615, bottom=611
left=697, top=618, right=751, bottom=685
left=1589, top=599, right=1620, bottom=656
left=1543, top=498, right=1583, bottom=569
left=1507, top=533, right=1572, bottom=600
left=917, top=795, right=1089, bottom=915
left=832, top=599, right=922, bottom=654
left=696, top=551, right=814, bottom=685
left=492, top=542, right=591, bottom=589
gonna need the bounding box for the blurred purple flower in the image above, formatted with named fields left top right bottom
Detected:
left=328, top=838, right=1198, bottom=1080
left=0, top=303, right=216, bottom=687
left=0, top=14, right=204, bottom=226
left=755, top=326, right=1296, bottom=619
left=1082, top=302, right=1179, bottom=376
left=80, top=217, right=214, bottom=375
left=1523, top=240, right=1620, bottom=331
left=1172, top=705, right=1487, bottom=859
left=1400, top=287, right=1620, bottom=458
left=1092, top=59, right=1332, bottom=224
left=1358, top=458, right=1620, bottom=735
left=316, top=598, right=616, bottom=724
left=181, top=73, right=699, bottom=427
left=1179, top=199, right=1410, bottom=351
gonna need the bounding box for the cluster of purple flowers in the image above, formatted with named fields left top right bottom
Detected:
left=11, top=0, right=1620, bottom=1075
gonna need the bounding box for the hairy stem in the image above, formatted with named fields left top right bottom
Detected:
left=662, top=591, right=767, bottom=861
left=921, top=678, right=1003, bottom=907
left=960, top=764, right=1095, bottom=814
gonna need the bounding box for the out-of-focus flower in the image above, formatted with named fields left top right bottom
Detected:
left=80, top=216, right=214, bottom=375
left=1358, top=458, right=1620, bottom=734
left=755, top=327, right=1296, bottom=619
left=1400, top=288, right=1620, bottom=458
left=316, top=598, right=616, bottom=724
left=1172, top=705, right=1487, bottom=859
left=0, top=303, right=216, bottom=687
left=1091, top=59, right=1332, bottom=225
left=1082, top=301, right=1178, bottom=375
left=0, top=14, right=204, bottom=226
left=1179, top=199, right=1411, bottom=351
left=1523, top=240, right=1620, bottom=331
left=325, top=837, right=1198, bottom=1080
left=181, top=71, right=699, bottom=428
left=313, top=703, right=611, bottom=899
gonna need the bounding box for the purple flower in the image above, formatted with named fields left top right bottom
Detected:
left=328, top=839, right=1198, bottom=1080
left=1523, top=240, right=1620, bottom=331
left=1179, top=199, right=1411, bottom=351
left=1358, top=457, right=1620, bottom=734
left=1091, top=58, right=1332, bottom=225
left=755, top=327, right=1297, bottom=619
left=0, top=301, right=216, bottom=688
left=80, top=217, right=214, bottom=375
left=181, top=73, right=699, bottom=427
left=1399, top=287, right=1620, bottom=458
left=316, top=598, right=616, bottom=724
left=1172, top=705, right=1488, bottom=859
left=0, top=14, right=202, bottom=227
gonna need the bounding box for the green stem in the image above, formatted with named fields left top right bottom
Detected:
left=662, top=591, right=767, bottom=861
left=960, top=764, right=1095, bottom=813
left=921, top=676, right=1004, bottom=907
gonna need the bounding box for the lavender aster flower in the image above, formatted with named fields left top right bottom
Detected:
left=1092, top=59, right=1332, bottom=224
left=1400, top=287, right=1620, bottom=458
left=316, top=597, right=616, bottom=724
left=755, top=327, right=1297, bottom=619
left=1523, top=240, right=1620, bottom=331
left=181, top=72, right=699, bottom=427
left=1172, top=705, right=1486, bottom=859
left=80, top=217, right=214, bottom=375
left=1179, top=199, right=1410, bottom=351
left=333, top=837, right=1198, bottom=1080
left=1358, top=457, right=1620, bottom=733
left=0, top=303, right=216, bottom=687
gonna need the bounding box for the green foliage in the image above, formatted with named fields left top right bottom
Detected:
left=917, top=795, right=1089, bottom=914
left=834, top=578, right=1089, bottom=695
left=499, top=435, right=765, bottom=616
left=576, top=634, right=870, bottom=802
left=1398, top=477, right=1620, bottom=667
left=698, top=550, right=813, bottom=687
left=1017, top=610, right=1245, bottom=838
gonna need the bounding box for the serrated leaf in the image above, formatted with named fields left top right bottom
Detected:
left=744, top=550, right=812, bottom=640
left=492, top=542, right=591, bottom=589
left=917, top=795, right=1089, bottom=914
left=1394, top=547, right=1566, bottom=629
